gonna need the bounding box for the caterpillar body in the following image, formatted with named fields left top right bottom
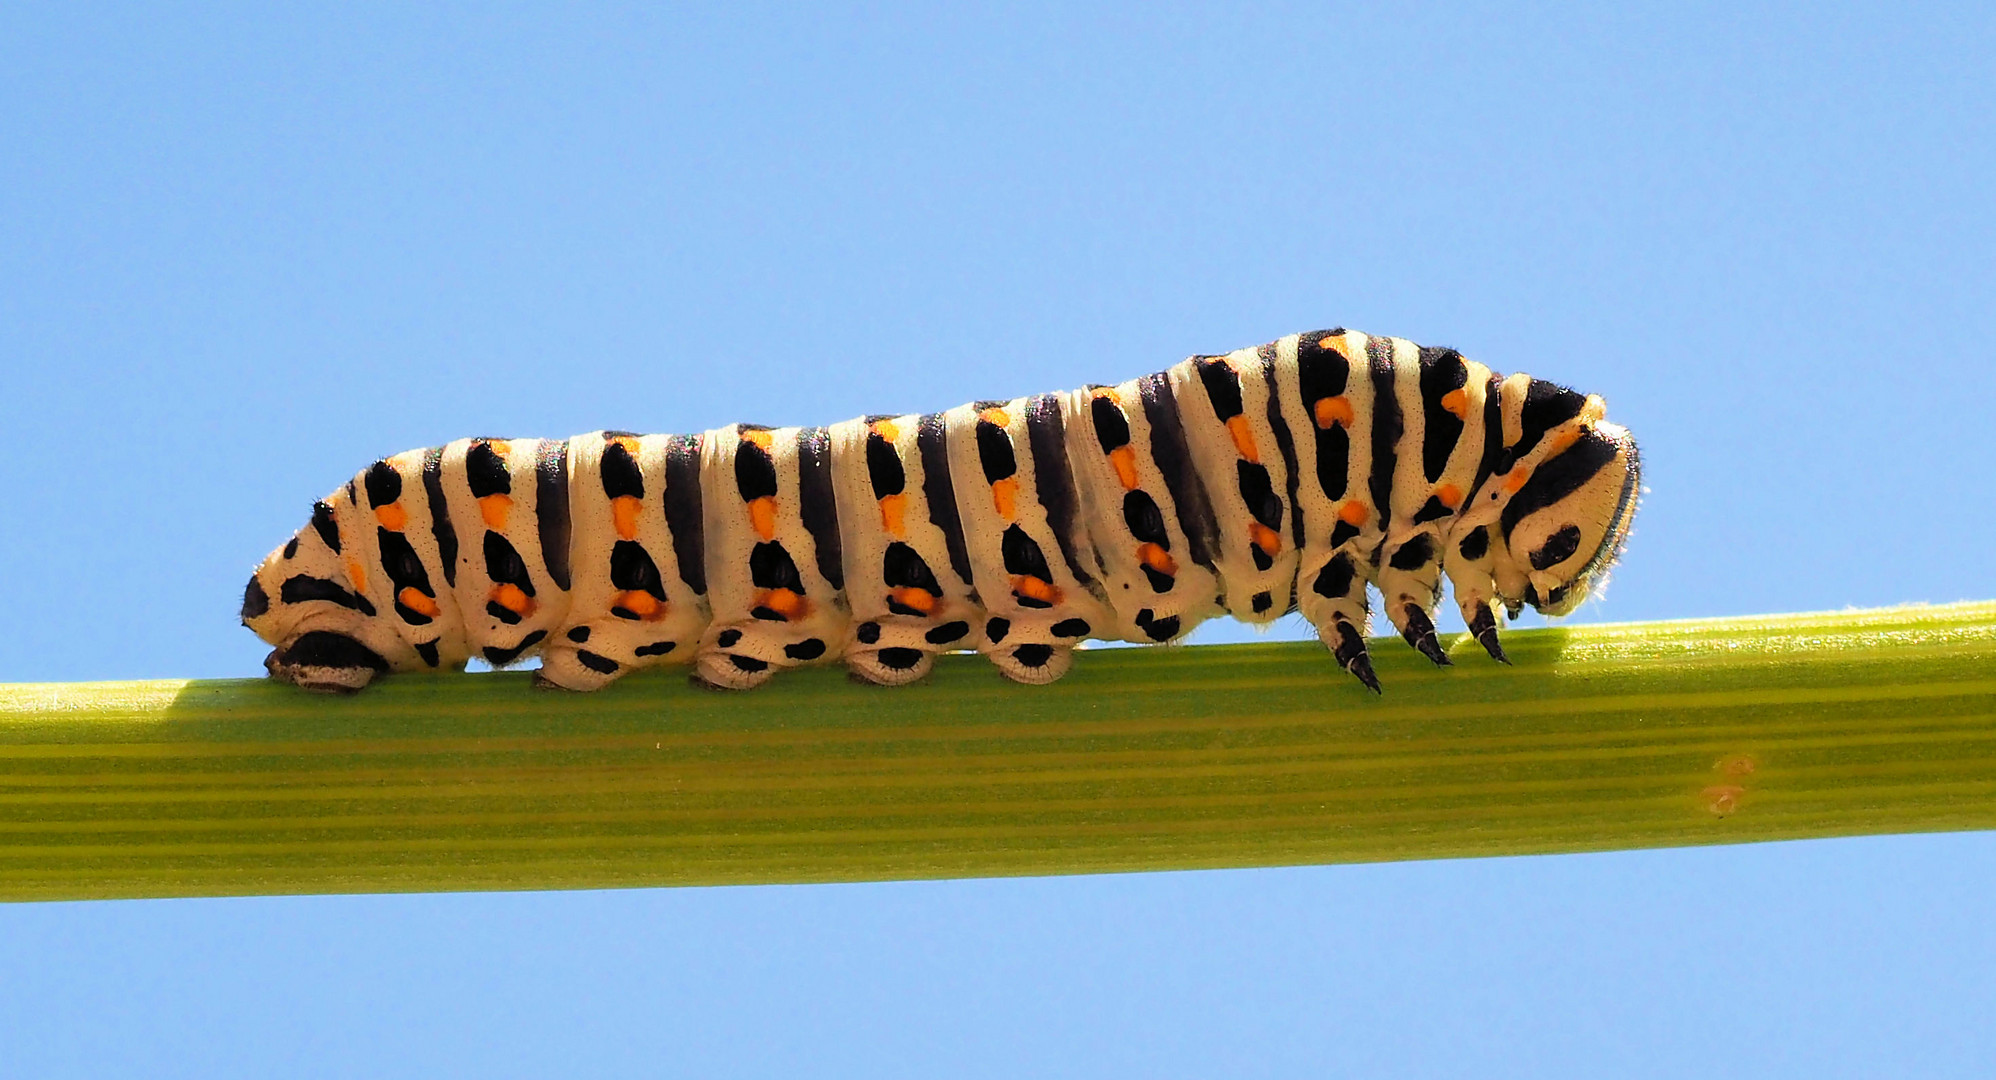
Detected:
left=241, top=329, right=1641, bottom=694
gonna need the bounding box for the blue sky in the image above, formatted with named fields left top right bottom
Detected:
left=2, top=3, right=1992, bottom=1075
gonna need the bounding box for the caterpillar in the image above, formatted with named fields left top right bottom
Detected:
left=241, top=329, right=1640, bottom=694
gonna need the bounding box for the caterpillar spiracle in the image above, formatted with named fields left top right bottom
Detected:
left=241, top=329, right=1641, bottom=694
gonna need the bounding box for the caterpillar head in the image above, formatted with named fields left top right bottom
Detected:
left=239, top=498, right=416, bottom=692
left=1497, top=421, right=1641, bottom=617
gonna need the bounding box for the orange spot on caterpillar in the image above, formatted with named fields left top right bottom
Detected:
left=612, top=495, right=642, bottom=541
left=870, top=419, right=900, bottom=442
left=1136, top=542, right=1177, bottom=575
left=345, top=559, right=368, bottom=595
left=979, top=407, right=1011, bottom=427
left=1011, top=575, right=1062, bottom=605
left=878, top=493, right=908, bottom=535
left=1546, top=427, right=1582, bottom=457
left=748, top=496, right=777, bottom=540
left=754, top=588, right=807, bottom=620
left=1225, top=415, right=1259, bottom=462
left=486, top=440, right=512, bottom=457
left=1439, top=388, right=1470, bottom=420
left=610, top=435, right=640, bottom=455
left=479, top=494, right=512, bottom=530
left=1317, top=336, right=1346, bottom=356
left=1314, top=396, right=1354, bottom=429
left=1109, top=446, right=1139, bottom=490
left=1435, top=483, right=1462, bottom=509
left=1249, top=523, right=1281, bottom=556
left=1337, top=500, right=1369, bottom=527
left=991, top=477, right=1019, bottom=520
left=741, top=429, right=773, bottom=451
left=375, top=503, right=408, bottom=531
left=491, top=583, right=533, bottom=617
left=614, top=589, right=662, bottom=619
left=397, top=587, right=440, bottom=618
left=1092, top=388, right=1122, bottom=406
left=1504, top=467, right=1532, bottom=495
left=888, top=586, right=936, bottom=615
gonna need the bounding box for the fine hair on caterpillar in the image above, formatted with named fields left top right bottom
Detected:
left=242, top=328, right=1641, bottom=694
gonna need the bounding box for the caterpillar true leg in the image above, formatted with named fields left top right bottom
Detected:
left=1297, top=545, right=1382, bottom=691
left=1463, top=600, right=1510, bottom=664
left=1443, top=499, right=1511, bottom=667
left=1378, top=533, right=1451, bottom=667
left=1321, top=613, right=1381, bottom=695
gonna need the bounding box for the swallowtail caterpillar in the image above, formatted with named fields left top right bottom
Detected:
left=241, top=329, right=1640, bottom=693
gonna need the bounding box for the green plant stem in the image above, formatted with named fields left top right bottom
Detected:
left=2, top=602, right=1992, bottom=902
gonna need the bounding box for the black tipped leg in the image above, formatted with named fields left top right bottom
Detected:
left=1467, top=602, right=1511, bottom=664
left=1399, top=604, right=1452, bottom=667
left=1331, top=619, right=1383, bottom=694
left=1346, top=651, right=1382, bottom=694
